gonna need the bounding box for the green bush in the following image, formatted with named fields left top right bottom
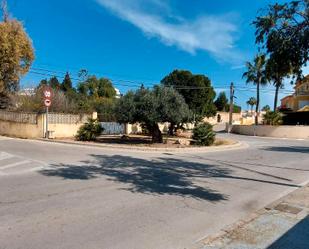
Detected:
left=192, top=122, right=216, bottom=146
left=263, top=111, right=283, bottom=125
left=75, top=118, right=103, bottom=141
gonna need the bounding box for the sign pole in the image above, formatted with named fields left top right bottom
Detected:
left=42, top=86, right=52, bottom=139
left=45, top=106, right=49, bottom=139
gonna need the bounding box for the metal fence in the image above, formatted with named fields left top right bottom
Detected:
left=0, top=110, right=38, bottom=124
left=48, top=113, right=91, bottom=124
left=100, top=122, right=125, bottom=135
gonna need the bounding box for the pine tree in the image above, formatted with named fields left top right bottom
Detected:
left=49, top=77, right=61, bottom=90
left=61, top=72, right=73, bottom=92
left=214, top=92, right=228, bottom=112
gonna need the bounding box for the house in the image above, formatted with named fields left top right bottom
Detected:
left=114, top=88, right=121, bottom=98
left=280, top=75, right=309, bottom=111
left=280, top=95, right=294, bottom=110
left=18, top=87, right=36, bottom=96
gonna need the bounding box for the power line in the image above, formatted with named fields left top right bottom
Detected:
left=29, top=68, right=230, bottom=90
left=30, top=65, right=236, bottom=88
left=29, top=70, right=79, bottom=81
left=35, top=62, right=160, bottom=82
left=28, top=67, right=295, bottom=95
left=31, top=67, right=68, bottom=75
left=31, top=65, right=157, bottom=86
left=235, top=87, right=294, bottom=95
left=28, top=70, right=143, bottom=88
left=30, top=68, right=151, bottom=87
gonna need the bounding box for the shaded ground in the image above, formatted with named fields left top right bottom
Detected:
left=40, top=154, right=231, bottom=201
left=97, top=135, right=152, bottom=144
left=261, top=146, right=309, bottom=154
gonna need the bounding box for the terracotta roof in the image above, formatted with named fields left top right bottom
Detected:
left=295, top=74, right=309, bottom=88
left=280, top=95, right=293, bottom=101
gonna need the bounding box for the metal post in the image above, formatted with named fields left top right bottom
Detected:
left=45, top=106, right=49, bottom=139
left=229, top=82, right=234, bottom=128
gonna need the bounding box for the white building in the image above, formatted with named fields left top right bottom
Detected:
left=114, top=88, right=121, bottom=98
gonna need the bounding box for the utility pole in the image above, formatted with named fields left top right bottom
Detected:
left=229, top=82, right=234, bottom=126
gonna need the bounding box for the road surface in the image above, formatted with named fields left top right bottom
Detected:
left=0, top=134, right=308, bottom=249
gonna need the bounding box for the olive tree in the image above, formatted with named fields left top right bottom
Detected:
left=115, top=86, right=192, bottom=143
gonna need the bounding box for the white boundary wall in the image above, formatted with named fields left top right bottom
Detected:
left=0, top=110, right=94, bottom=139
left=231, top=125, right=309, bottom=139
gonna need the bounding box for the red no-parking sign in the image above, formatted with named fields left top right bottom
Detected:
left=44, top=99, right=51, bottom=107
left=43, top=86, right=52, bottom=107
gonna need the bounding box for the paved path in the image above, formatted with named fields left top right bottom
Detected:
left=203, top=184, right=309, bottom=249
left=0, top=134, right=308, bottom=249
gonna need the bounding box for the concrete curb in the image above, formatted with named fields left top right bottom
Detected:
left=35, top=138, right=248, bottom=153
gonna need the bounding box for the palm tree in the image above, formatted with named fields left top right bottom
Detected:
left=273, top=79, right=284, bottom=111
left=246, top=97, right=257, bottom=113
left=243, top=54, right=268, bottom=125
left=266, top=58, right=292, bottom=111
left=262, top=104, right=271, bottom=112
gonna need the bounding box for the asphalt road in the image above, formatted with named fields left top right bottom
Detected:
left=0, top=134, right=309, bottom=249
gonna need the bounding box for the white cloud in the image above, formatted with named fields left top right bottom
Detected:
left=231, top=65, right=246, bottom=70
left=96, top=0, right=241, bottom=62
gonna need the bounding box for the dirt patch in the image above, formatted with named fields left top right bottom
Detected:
left=273, top=203, right=303, bottom=214
left=54, top=134, right=237, bottom=149
left=213, top=138, right=236, bottom=146
left=95, top=135, right=189, bottom=148
left=92, top=135, right=235, bottom=148
left=97, top=135, right=152, bottom=145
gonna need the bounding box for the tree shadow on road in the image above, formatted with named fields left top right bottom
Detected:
left=174, top=155, right=301, bottom=187
left=40, top=155, right=231, bottom=202
left=261, top=146, right=309, bottom=154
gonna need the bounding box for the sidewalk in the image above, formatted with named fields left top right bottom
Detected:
left=201, top=184, right=309, bottom=249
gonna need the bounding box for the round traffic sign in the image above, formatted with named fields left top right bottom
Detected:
left=44, top=99, right=51, bottom=107
left=42, top=86, right=53, bottom=100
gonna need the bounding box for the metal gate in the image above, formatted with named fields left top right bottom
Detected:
left=100, top=122, right=125, bottom=135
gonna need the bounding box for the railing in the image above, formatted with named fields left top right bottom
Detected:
left=0, top=110, right=38, bottom=124
left=0, top=110, right=92, bottom=125
left=296, top=91, right=309, bottom=96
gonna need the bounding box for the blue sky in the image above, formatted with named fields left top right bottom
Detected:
left=10, top=0, right=304, bottom=109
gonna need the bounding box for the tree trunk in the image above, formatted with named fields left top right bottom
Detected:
left=255, top=81, right=260, bottom=125
left=274, top=84, right=280, bottom=111
left=151, top=123, right=163, bottom=143
left=168, top=122, right=175, bottom=136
